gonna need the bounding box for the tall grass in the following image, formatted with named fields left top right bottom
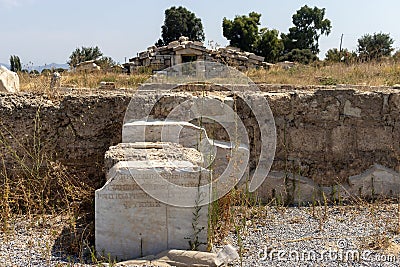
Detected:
left=0, top=107, right=94, bottom=260
left=247, top=60, right=400, bottom=86
left=19, top=71, right=150, bottom=92
left=18, top=61, right=400, bottom=93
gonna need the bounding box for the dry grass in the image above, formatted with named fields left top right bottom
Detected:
left=0, top=108, right=95, bottom=263
left=18, top=61, right=400, bottom=93
left=247, top=60, right=400, bottom=86
left=19, top=71, right=150, bottom=92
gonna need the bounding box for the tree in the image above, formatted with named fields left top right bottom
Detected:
left=255, top=28, right=284, bottom=63
left=222, top=12, right=261, bottom=52
left=158, top=6, right=205, bottom=46
left=68, top=46, right=103, bottom=68
left=325, top=48, right=357, bottom=63
left=282, top=5, right=331, bottom=55
left=9, top=55, right=21, bottom=72
left=96, top=56, right=116, bottom=70
left=280, top=49, right=318, bottom=64
left=357, top=32, right=394, bottom=61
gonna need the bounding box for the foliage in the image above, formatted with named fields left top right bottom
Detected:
left=95, top=56, right=116, bottom=70
left=68, top=46, right=103, bottom=68
left=41, top=69, right=52, bottom=75
left=29, top=70, right=40, bottom=75
left=282, top=5, right=331, bottom=55
left=9, top=55, right=22, bottom=72
left=255, top=28, right=284, bottom=63
left=222, top=12, right=261, bottom=52
left=325, top=48, right=357, bottom=63
left=393, top=50, right=400, bottom=62
left=222, top=12, right=284, bottom=62
left=158, top=6, right=205, bottom=46
left=357, top=32, right=394, bottom=61
left=280, top=48, right=318, bottom=64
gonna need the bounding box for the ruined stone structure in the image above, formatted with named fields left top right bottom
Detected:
left=74, top=60, right=101, bottom=72
left=124, top=37, right=266, bottom=73
left=1, top=84, right=400, bottom=205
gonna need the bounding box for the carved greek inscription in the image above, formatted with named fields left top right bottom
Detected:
left=123, top=201, right=162, bottom=208
left=98, top=192, right=149, bottom=200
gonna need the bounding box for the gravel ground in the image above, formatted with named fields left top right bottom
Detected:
left=1, top=204, right=400, bottom=266
left=224, top=204, right=400, bottom=267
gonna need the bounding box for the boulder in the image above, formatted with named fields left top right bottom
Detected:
left=0, top=66, right=19, bottom=93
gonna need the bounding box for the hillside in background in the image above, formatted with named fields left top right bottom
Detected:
left=0, top=63, right=69, bottom=72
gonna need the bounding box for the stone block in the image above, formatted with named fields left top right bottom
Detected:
left=96, top=155, right=210, bottom=260
left=331, top=126, right=355, bottom=154
left=256, top=171, right=322, bottom=204
left=357, top=127, right=393, bottom=151
left=348, top=164, right=400, bottom=198
left=289, top=126, right=326, bottom=153
left=0, top=66, right=19, bottom=93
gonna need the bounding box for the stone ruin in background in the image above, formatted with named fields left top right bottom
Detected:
left=123, top=36, right=268, bottom=73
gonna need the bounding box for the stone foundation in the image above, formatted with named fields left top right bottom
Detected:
left=1, top=85, right=399, bottom=202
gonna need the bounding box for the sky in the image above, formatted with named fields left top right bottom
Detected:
left=1, top=0, right=399, bottom=67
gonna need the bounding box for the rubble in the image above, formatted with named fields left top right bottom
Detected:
left=123, top=36, right=266, bottom=73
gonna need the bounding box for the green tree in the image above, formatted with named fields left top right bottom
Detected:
left=9, top=55, right=22, bottom=72
left=280, top=49, right=318, bottom=64
left=282, top=5, right=332, bottom=55
left=357, top=32, right=394, bottom=61
left=325, top=48, right=356, bottom=63
left=96, top=56, right=116, bottom=70
left=158, top=6, right=205, bottom=46
left=68, top=46, right=103, bottom=68
left=255, top=28, right=284, bottom=63
left=222, top=12, right=261, bottom=52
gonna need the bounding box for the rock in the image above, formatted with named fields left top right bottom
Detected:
left=99, top=81, right=115, bottom=90
left=256, top=171, right=323, bottom=204
left=111, top=249, right=218, bottom=267
left=215, top=244, right=239, bottom=266
left=348, top=164, right=400, bottom=198
left=0, top=66, right=19, bottom=92
left=343, top=100, right=361, bottom=117
left=96, top=144, right=210, bottom=260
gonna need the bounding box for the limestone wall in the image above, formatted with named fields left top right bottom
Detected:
left=0, top=85, right=399, bottom=191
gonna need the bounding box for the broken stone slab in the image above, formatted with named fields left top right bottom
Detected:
left=108, top=249, right=218, bottom=267
left=215, top=244, right=239, bottom=266
left=0, top=66, right=19, bottom=93
left=122, top=120, right=211, bottom=149
left=104, top=142, right=204, bottom=173
left=96, top=145, right=210, bottom=260
left=348, top=164, right=400, bottom=198
left=321, top=183, right=353, bottom=203
left=256, top=171, right=323, bottom=204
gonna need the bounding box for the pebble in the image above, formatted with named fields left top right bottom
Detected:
left=1, top=205, right=399, bottom=266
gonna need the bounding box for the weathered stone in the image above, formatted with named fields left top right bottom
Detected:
left=256, top=171, right=322, bottom=204
left=122, top=120, right=210, bottom=149
left=112, top=249, right=218, bottom=267
left=96, top=144, right=210, bottom=260
left=0, top=66, right=19, bottom=93
left=215, top=244, right=239, bottom=266
left=348, top=164, right=400, bottom=198
left=343, top=100, right=361, bottom=117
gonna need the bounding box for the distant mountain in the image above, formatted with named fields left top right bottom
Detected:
left=0, top=63, right=10, bottom=69
left=28, top=63, right=69, bottom=73
left=0, top=62, right=69, bottom=72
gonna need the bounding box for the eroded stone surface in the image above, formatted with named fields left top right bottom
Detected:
left=0, top=66, right=19, bottom=93
left=348, top=164, right=400, bottom=198
left=96, top=158, right=210, bottom=260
